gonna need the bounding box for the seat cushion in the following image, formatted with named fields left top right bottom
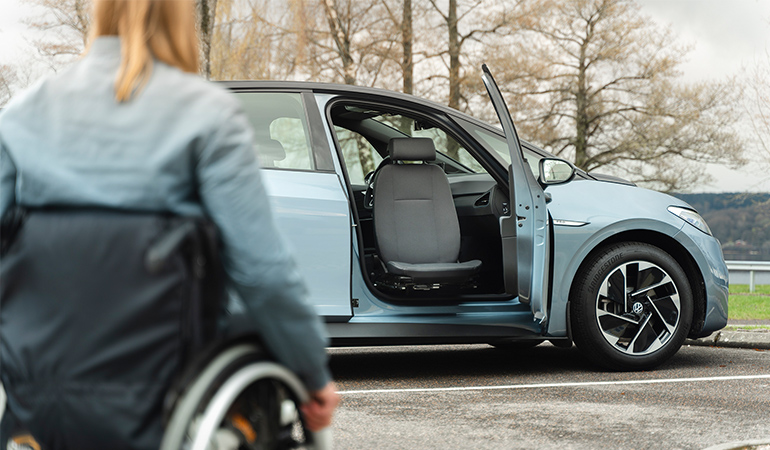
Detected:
left=386, top=259, right=482, bottom=283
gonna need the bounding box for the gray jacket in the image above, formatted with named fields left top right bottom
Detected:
left=0, top=36, right=331, bottom=390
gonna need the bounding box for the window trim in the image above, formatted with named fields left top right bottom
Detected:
left=302, top=92, right=336, bottom=172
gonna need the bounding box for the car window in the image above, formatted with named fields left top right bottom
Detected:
left=234, top=92, right=314, bottom=170
left=335, top=126, right=384, bottom=185
left=331, top=105, right=491, bottom=179
left=472, top=127, right=541, bottom=178
left=373, top=114, right=486, bottom=174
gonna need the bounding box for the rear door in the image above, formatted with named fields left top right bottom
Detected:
left=232, top=90, right=353, bottom=318
left=481, top=66, right=550, bottom=325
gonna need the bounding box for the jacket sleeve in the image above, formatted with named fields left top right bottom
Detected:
left=0, top=138, right=16, bottom=220
left=194, top=103, right=332, bottom=391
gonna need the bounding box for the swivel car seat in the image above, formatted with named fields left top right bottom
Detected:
left=371, top=137, right=482, bottom=289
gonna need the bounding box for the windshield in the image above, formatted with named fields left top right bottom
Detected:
left=330, top=104, right=492, bottom=185
left=457, top=118, right=543, bottom=178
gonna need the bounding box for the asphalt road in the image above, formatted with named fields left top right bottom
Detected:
left=328, top=343, right=770, bottom=450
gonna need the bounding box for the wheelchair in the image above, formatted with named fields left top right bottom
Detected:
left=160, top=338, right=332, bottom=450
left=0, top=207, right=330, bottom=450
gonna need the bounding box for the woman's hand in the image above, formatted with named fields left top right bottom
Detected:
left=300, top=381, right=340, bottom=432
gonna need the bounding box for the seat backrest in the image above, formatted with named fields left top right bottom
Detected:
left=373, top=138, right=461, bottom=265
left=0, top=207, right=223, bottom=449
left=256, top=138, right=286, bottom=168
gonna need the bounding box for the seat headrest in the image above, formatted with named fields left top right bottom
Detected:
left=257, top=139, right=286, bottom=165
left=387, top=138, right=436, bottom=162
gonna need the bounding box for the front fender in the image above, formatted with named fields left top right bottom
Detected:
left=546, top=218, right=686, bottom=336
left=540, top=180, right=709, bottom=337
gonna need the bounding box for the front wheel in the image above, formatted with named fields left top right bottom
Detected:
left=570, top=242, right=693, bottom=371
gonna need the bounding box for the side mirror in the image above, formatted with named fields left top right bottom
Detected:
left=539, top=158, right=575, bottom=185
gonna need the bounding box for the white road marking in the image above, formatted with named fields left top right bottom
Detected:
left=338, top=374, right=770, bottom=395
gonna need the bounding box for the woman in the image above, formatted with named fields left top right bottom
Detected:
left=0, top=0, right=338, bottom=445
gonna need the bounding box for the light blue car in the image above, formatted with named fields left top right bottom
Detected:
left=223, top=66, right=728, bottom=370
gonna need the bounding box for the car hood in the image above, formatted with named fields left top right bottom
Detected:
left=586, top=171, right=636, bottom=186
left=545, top=178, right=693, bottom=230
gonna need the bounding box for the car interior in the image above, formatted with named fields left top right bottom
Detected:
left=329, top=102, right=514, bottom=302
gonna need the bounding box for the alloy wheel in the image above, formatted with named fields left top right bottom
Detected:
left=595, top=260, right=681, bottom=356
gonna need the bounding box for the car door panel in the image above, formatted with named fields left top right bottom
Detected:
left=481, top=65, right=550, bottom=324
left=261, top=170, right=353, bottom=317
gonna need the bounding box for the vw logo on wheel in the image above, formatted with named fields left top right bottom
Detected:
left=632, top=302, right=644, bottom=315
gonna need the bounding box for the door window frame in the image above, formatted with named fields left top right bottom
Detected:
left=324, top=96, right=512, bottom=304
left=228, top=88, right=336, bottom=173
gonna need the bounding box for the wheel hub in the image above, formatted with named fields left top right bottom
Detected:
left=631, top=301, right=644, bottom=315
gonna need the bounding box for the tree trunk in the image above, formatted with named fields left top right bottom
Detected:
left=446, top=0, right=460, bottom=160
left=75, top=0, right=90, bottom=48
left=197, top=0, right=218, bottom=79
left=322, top=0, right=356, bottom=85
left=573, top=39, right=589, bottom=169
left=402, top=0, right=413, bottom=94
left=447, top=0, right=460, bottom=110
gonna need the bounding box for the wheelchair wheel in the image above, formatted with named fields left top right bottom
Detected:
left=160, top=343, right=331, bottom=450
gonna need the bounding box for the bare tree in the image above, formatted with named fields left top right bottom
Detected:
left=23, top=0, right=91, bottom=69
left=209, top=0, right=293, bottom=80
left=1, top=65, right=18, bottom=107
left=293, top=0, right=399, bottom=87
left=318, top=0, right=356, bottom=84
left=744, top=49, right=770, bottom=165
left=22, top=0, right=219, bottom=77
left=401, top=0, right=413, bottom=94
left=286, top=0, right=403, bottom=171
left=425, top=0, right=516, bottom=111
left=16, top=0, right=745, bottom=192
left=421, top=0, right=520, bottom=159
left=486, top=0, right=744, bottom=192
left=377, top=0, right=416, bottom=94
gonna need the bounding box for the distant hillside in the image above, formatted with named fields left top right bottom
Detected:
left=674, top=193, right=770, bottom=261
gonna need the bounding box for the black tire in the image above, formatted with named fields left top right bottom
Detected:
left=570, top=242, right=693, bottom=371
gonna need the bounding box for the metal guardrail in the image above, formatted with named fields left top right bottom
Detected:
left=725, top=260, right=770, bottom=293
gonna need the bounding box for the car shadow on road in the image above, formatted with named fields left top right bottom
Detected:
left=328, top=344, right=593, bottom=384
left=328, top=343, right=746, bottom=387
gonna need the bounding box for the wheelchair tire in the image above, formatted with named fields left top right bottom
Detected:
left=160, top=343, right=331, bottom=450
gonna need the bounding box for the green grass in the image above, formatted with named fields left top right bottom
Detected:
left=730, top=284, right=770, bottom=295
left=724, top=325, right=770, bottom=331
left=729, top=284, right=770, bottom=320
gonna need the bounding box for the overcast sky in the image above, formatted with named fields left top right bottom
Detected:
left=1, top=0, right=769, bottom=193
left=634, top=0, right=770, bottom=193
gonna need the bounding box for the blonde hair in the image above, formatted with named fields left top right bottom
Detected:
left=90, top=0, right=200, bottom=102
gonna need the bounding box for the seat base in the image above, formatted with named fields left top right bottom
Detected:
left=372, top=272, right=480, bottom=296
left=385, top=259, right=482, bottom=283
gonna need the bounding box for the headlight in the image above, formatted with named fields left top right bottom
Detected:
left=668, top=206, right=712, bottom=236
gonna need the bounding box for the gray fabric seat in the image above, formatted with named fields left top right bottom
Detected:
left=256, top=138, right=286, bottom=168
left=372, top=138, right=481, bottom=283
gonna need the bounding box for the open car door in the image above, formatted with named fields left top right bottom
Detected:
left=481, top=65, right=550, bottom=326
